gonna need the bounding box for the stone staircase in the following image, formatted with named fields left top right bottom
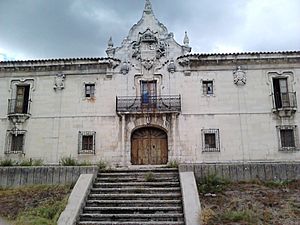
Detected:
left=77, top=168, right=185, bottom=225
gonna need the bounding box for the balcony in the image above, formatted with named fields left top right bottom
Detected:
left=272, top=92, right=297, bottom=116
left=7, top=99, right=31, bottom=122
left=116, top=95, right=181, bottom=114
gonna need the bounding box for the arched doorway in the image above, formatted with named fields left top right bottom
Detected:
left=131, top=127, right=168, bottom=165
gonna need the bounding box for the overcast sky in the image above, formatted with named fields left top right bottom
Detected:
left=0, top=0, right=299, bottom=61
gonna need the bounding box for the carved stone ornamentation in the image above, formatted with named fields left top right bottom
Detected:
left=233, top=66, right=247, bottom=85
left=54, top=73, right=65, bottom=90
left=167, top=59, right=176, bottom=73
left=141, top=59, right=154, bottom=70
left=120, top=61, right=130, bottom=75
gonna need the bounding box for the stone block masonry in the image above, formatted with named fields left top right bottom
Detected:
left=0, top=166, right=98, bottom=188
left=179, top=162, right=300, bottom=182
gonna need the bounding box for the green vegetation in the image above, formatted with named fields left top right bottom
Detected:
left=0, top=184, right=71, bottom=225
left=59, top=156, right=77, bottom=166
left=200, top=180, right=300, bottom=224
left=0, top=158, right=43, bottom=167
left=144, top=172, right=155, bottom=182
left=14, top=198, right=68, bottom=225
left=0, top=158, right=15, bottom=166
left=97, top=160, right=108, bottom=171
left=166, top=160, right=179, bottom=168
left=198, top=174, right=229, bottom=194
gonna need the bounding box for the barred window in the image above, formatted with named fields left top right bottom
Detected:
left=277, top=125, right=298, bottom=151
left=202, top=129, right=220, bottom=152
left=202, top=81, right=213, bottom=95
left=85, top=84, right=95, bottom=98
left=5, top=130, right=26, bottom=154
left=78, top=131, right=96, bottom=154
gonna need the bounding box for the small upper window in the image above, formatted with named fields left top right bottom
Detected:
left=202, top=81, right=213, bottom=95
left=85, top=84, right=95, bottom=98
left=277, top=125, right=298, bottom=151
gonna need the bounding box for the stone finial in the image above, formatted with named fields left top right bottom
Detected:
left=107, top=37, right=114, bottom=49
left=144, top=0, right=153, bottom=15
left=183, top=31, right=189, bottom=47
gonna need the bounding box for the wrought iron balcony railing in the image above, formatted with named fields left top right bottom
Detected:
left=8, top=99, right=31, bottom=115
left=116, top=95, right=181, bottom=113
left=272, top=92, right=297, bottom=110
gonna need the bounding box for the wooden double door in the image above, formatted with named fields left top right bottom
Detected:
left=131, top=127, right=168, bottom=165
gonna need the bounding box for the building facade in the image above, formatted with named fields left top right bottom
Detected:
left=0, top=0, right=299, bottom=165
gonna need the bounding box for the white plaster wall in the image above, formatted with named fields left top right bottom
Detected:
left=0, top=62, right=299, bottom=164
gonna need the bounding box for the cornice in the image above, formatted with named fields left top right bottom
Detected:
left=0, top=57, right=121, bottom=73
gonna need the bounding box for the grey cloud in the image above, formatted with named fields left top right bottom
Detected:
left=0, top=0, right=299, bottom=60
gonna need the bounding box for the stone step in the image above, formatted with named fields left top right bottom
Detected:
left=78, top=221, right=185, bottom=225
left=95, top=176, right=179, bottom=183
left=79, top=213, right=184, bottom=222
left=86, top=199, right=182, bottom=207
left=93, top=181, right=180, bottom=188
left=99, top=168, right=178, bottom=173
left=88, top=193, right=182, bottom=200
left=90, top=187, right=181, bottom=194
left=83, top=206, right=182, bottom=214
left=98, top=172, right=178, bottom=177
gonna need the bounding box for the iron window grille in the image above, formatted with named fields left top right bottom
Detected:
left=5, top=129, right=26, bottom=154
left=202, top=80, right=214, bottom=95
left=202, top=129, right=220, bottom=152
left=277, top=125, right=299, bottom=151
left=78, top=131, right=96, bottom=154
left=84, top=84, right=95, bottom=98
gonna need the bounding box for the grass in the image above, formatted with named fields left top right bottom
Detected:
left=0, top=184, right=71, bottom=224
left=144, top=172, right=155, bottom=182
left=14, top=197, right=68, bottom=225
left=198, top=174, right=229, bottom=194
left=166, top=160, right=179, bottom=168
left=60, top=156, right=77, bottom=166
left=200, top=180, right=300, bottom=224
left=0, top=158, right=43, bottom=167
left=97, top=160, right=108, bottom=171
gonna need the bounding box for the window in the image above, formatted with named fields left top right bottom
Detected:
left=9, top=85, right=30, bottom=114
left=5, top=130, right=26, bottom=154
left=141, top=80, right=157, bottom=104
left=202, top=81, right=213, bottom=95
left=78, top=131, right=96, bottom=154
left=85, top=84, right=95, bottom=98
left=277, top=125, right=298, bottom=151
left=202, top=129, right=220, bottom=152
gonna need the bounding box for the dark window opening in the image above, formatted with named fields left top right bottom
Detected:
left=280, top=129, right=295, bottom=148
left=82, top=135, right=94, bottom=150
left=204, top=133, right=216, bottom=148
left=202, top=81, right=213, bottom=95
left=85, top=84, right=95, bottom=98
left=15, top=85, right=30, bottom=113
left=11, top=134, right=24, bottom=152
left=273, top=78, right=288, bottom=109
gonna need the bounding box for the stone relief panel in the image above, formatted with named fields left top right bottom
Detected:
left=233, top=66, right=247, bottom=85
left=53, top=73, right=65, bottom=90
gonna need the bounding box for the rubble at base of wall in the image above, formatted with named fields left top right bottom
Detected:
left=0, top=166, right=98, bottom=188
left=179, top=162, right=300, bottom=182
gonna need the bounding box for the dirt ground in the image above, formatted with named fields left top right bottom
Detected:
left=0, top=185, right=71, bottom=221
left=200, top=180, right=300, bottom=225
